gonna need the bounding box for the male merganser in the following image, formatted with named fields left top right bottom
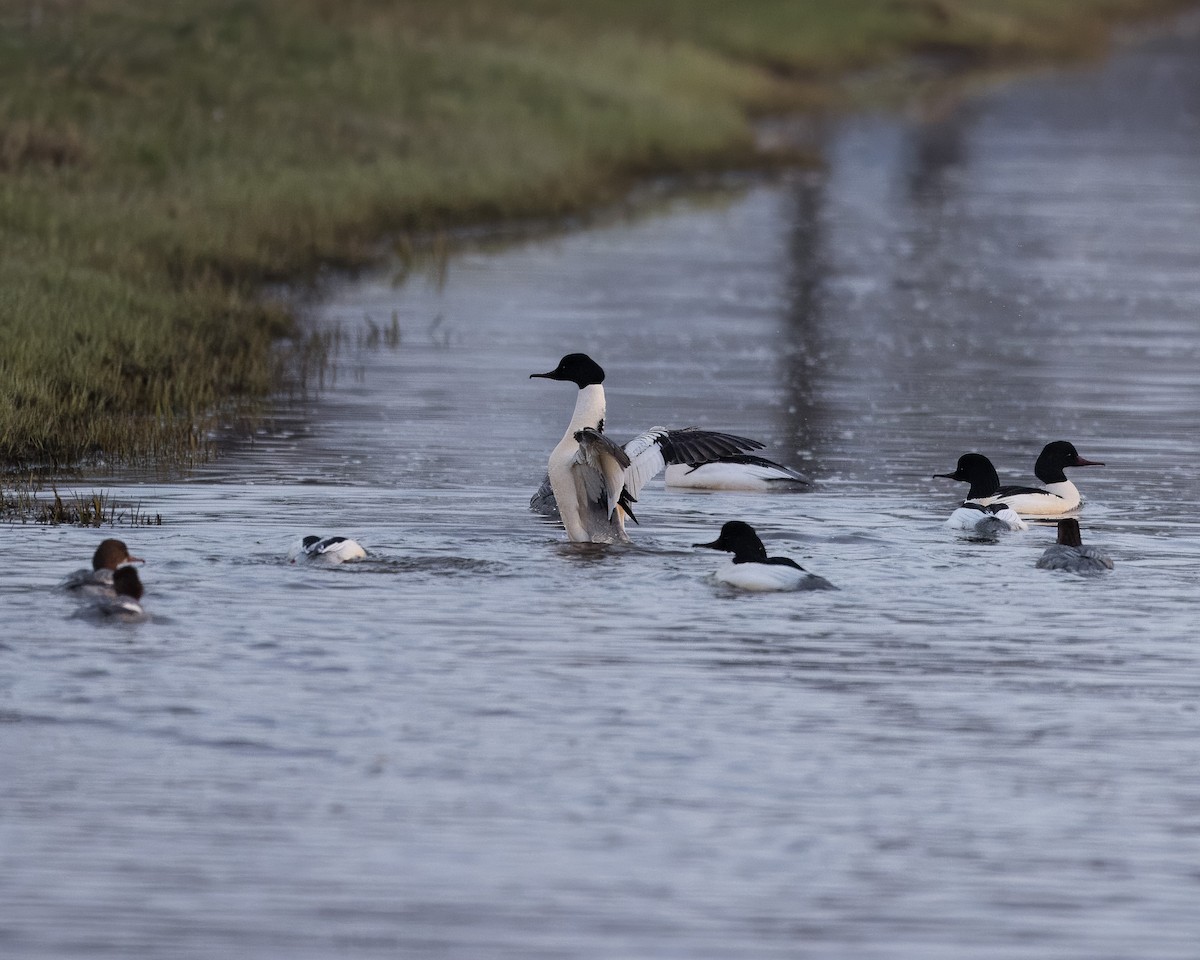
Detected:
left=991, top=441, right=1104, bottom=516
left=1035, top=518, right=1112, bottom=574
left=934, top=454, right=1026, bottom=534
left=94, top=566, right=146, bottom=617
left=694, top=521, right=835, bottom=592
left=530, top=353, right=763, bottom=542
left=290, top=535, right=367, bottom=563
left=934, top=453, right=1004, bottom=503
left=664, top=455, right=813, bottom=491
left=63, top=538, right=143, bottom=595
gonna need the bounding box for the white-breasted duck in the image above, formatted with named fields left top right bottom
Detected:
left=1035, top=518, right=1112, bottom=574
left=991, top=441, right=1104, bottom=516
left=530, top=353, right=762, bottom=542
left=694, top=521, right=835, bottom=592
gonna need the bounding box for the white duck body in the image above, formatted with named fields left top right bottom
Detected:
left=290, top=536, right=368, bottom=564
left=696, top=520, right=835, bottom=593
left=991, top=481, right=1080, bottom=516
left=991, top=441, right=1104, bottom=517
left=546, top=383, right=623, bottom=543
left=944, top=501, right=1028, bottom=536
left=712, top=559, right=832, bottom=592
left=664, top=456, right=812, bottom=491
left=532, top=354, right=764, bottom=544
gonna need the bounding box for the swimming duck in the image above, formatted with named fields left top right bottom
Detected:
left=694, top=520, right=835, bottom=592
left=991, top=441, right=1104, bottom=516
left=63, top=538, right=143, bottom=595
left=934, top=454, right=1027, bottom=534
left=530, top=353, right=762, bottom=542
left=1035, top=518, right=1112, bottom=574
left=290, top=535, right=367, bottom=564
left=93, top=566, right=146, bottom=617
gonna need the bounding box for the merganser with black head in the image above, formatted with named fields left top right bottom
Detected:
left=934, top=453, right=1026, bottom=535
left=530, top=353, right=763, bottom=542
left=1035, top=518, right=1112, bottom=574
left=63, top=538, right=143, bottom=595
left=991, top=441, right=1104, bottom=516
left=290, top=535, right=367, bottom=564
left=694, top=521, right=835, bottom=592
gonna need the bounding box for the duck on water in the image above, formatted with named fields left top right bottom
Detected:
left=62, top=538, right=143, bottom=596
left=694, top=521, right=835, bottom=592
left=934, top=453, right=1026, bottom=536
left=1036, top=518, right=1113, bottom=574
left=936, top=441, right=1103, bottom=517
left=530, top=353, right=763, bottom=543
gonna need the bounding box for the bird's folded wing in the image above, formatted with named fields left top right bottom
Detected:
left=621, top=427, right=763, bottom=499
left=574, top=427, right=631, bottom=518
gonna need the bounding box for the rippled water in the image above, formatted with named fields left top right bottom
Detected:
left=6, top=18, right=1200, bottom=960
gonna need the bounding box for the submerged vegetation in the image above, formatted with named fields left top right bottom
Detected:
left=0, top=480, right=162, bottom=526
left=0, top=0, right=1189, bottom=468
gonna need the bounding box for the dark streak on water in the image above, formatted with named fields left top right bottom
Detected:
left=5, top=18, right=1200, bottom=960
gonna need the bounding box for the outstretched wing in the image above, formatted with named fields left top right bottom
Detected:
left=621, top=426, right=763, bottom=500
left=574, top=426, right=631, bottom=519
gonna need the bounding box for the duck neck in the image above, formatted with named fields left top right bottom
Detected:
left=564, top=384, right=606, bottom=438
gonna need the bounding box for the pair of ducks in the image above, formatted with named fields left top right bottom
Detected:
left=937, top=446, right=1112, bottom=573
left=63, top=538, right=146, bottom=616
left=532, top=352, right=1112, bottom=587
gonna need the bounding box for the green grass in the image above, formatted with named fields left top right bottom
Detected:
left=0, top=0, right=1189, bottom=468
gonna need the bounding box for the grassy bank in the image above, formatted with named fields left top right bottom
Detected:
left=0, top=0, right=1189, bottom=468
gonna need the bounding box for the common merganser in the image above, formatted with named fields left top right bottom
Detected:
left=991, top=441, right=1104, bottom=516
left=63, top=538, right=143, bottom=595
left=530, top=353, right=763, bottom=542
left=664, top=455, right=813, bottom=491
left=290, top=535, right=367, bottom=563
left=694, top=521, right=835, bottom=592
left=1035, top=518, right=1112, bottom=574
left=934, top=454, right=1027, bottom=534
left=93, top=566, right=146, bottom=617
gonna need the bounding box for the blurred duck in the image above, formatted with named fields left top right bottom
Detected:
left=694, top=521, right=835, bottom=592
left=1035, top=518, right=1112, bottom=574
left=63, top=538, right=143, bottom=595
left=290, top=535, right=367, bottom=564
left=93, top=566, right=146, bottom=617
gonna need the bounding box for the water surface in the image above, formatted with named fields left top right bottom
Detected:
left=5, top=18, right=1200, bottom=960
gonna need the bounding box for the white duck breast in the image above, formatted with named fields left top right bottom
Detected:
left=664, top=455, right=813, bottom=491
left=531, top=353, right=764, bottom=543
